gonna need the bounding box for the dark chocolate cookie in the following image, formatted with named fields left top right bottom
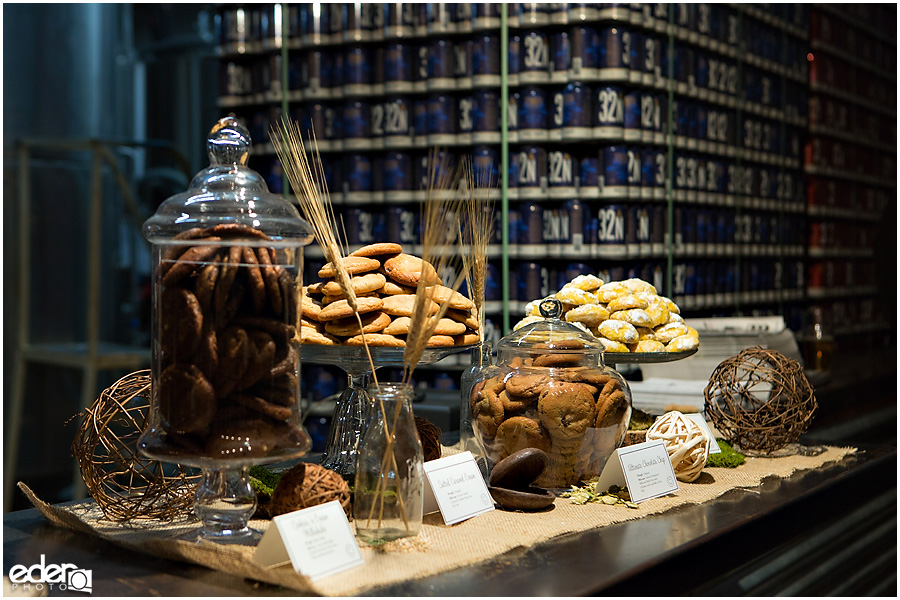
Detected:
left=159, top=363, right=216, bottom=434
left=160, top=287, right=203, bottom=360
left=215, top=325, right=252, bottom=397
left=237, top=330, right=277, bottom=391
left=242, top=246, right=267, bottom=314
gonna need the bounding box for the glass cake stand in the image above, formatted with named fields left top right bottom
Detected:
left=304, top=344, right=473, bottom=479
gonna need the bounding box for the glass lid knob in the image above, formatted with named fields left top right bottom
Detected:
left=207, top=116, right=251, bottom=167
left=539, top=298, right=562, bottom=319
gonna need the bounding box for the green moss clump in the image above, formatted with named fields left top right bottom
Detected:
left=628, top=409, right=655, bottom=431
left=706, top=439, right=746, bottom=468
left=249, top=465, right=282, bottom=497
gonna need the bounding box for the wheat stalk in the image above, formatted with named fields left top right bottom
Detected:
left=402, top=150, right=468, bottom=384
left=460, top=157, right=495, bottom=348
left=270, top=118, right=378, bottom=381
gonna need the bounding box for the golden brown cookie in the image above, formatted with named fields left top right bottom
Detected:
left=504, top=373, right=550, bottom=397
left=445, top=307, right=480, bottom=329
left=300, top=326, right=340, bottom=345
left=498, top=389, right=538, bottom=413
left=454, top=332, right=481, bottom=345
left=321, top=290, right=380, bottom=305
left=595, top=390, right=628, bottom=429
left=324, top=311, right=392, bottom=336
left=382, top=253, right=442, bottom=287
left=300, top=290, right=324, bottom=321
left=495, top=416, right=552, bottom=458
left=430, top=285, right=475, bottom=310
left=344, top=332, right=406, bottom=347
left=426, top=334, right=456, bottom=347
left=382, top=316, right=412, bottom=336
left=321, top=272, right=387, bottom=296
left=381, top=294, right=440, bottom=317
left=472, top=382, right=505, bottom=438
left=634, top=339, right=666, bottom=353
left=378, top=280, right=417, bottom=295
left=537, top=382, right=596, bottom=441
left=317, top=256, right=381, bottom=279
left=349, top=242, right=403, bottom=257
left=317, top=296, right=384, bottom=321
left=432, top=317, right=467, bottom=336
left=598, top=319, right=639, bottom=344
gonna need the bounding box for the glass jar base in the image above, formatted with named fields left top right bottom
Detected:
left=356, top=526, right=421, bottom=545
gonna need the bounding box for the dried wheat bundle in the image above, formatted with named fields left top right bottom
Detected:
left=403, top=151, right=469, bottom=384
left=270, top=119, right=376, bottom=379
left=459, top=156, right=495, bottom=347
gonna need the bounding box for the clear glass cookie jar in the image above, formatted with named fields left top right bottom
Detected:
left=138, top=117, right=314, bottom=468
left=468, top=299, right=632, bottom=488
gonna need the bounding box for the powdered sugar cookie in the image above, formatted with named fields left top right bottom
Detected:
left=564, top=303, right=609, bottom=328
left=598, top=319, right=639, bottom=344
left=563, top=274, right=604, bottom=292
left=610, top=308, right=654, bottom=328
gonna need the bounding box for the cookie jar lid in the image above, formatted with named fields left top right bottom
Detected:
left=496, top=298, right=606, bottom=363
left=143, top=116, right=313, bottom=246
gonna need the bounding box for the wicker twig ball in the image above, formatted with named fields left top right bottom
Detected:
left=270, top=462, right=351, bottom=518
left=646, top=411, right=710, bottom=482
left=415, top=416, right=442, bottom=462
left=72, top=370, right=200, bottom=521
left=704, top=347, right=818, bottom=453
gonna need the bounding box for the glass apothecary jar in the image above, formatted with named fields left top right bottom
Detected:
left=468, top=299, right=632, bottom=489
left=138, top=117, right=314, bottom=541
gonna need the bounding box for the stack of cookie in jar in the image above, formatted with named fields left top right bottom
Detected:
left=514, top=275, right=699, bottom=354
left=300, top=243, right=481, bottom=348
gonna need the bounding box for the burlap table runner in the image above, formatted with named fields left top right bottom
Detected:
left=19, top=445, right=855, bottom=596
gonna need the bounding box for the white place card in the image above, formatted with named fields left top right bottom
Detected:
left=595, top=439, right=679, bottom=503
left=684, top=413, right=722, bottom=455
left=423, top=451, right=494, bottom=525
left=254, top=500, right=363, bottom=580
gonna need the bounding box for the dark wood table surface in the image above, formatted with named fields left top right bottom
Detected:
left=4, top=444, right=896, bottom=596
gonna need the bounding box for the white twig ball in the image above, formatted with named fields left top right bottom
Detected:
left=646, top=411, right=710, bottom=482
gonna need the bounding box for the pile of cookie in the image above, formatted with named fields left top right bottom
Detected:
left=151, top=223, right=307, bottom=459
left=515, top=275, right=699, bottom=353
left=300, top=243, right=481, bottom=348
left=471, top=355, right=630, bottom=488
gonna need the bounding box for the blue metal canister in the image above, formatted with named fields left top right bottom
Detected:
left=518, top=86, right=549, bottom=140
left=342, top=99, right=370, bottom=148
left=598, top=25, right=630, bottom=80
left=344, top=153, right=372, bottom=198
left=562, top=81, right=593, bottom=139
left=593, top=85, right=625, bottom=140
left=601, top=145, right=629, bottom=198
left=626, top=146, right=642, bottom=199
left=344, top=207, right=384, bottom=245
left=382, top=152, right=414, bottom=201
left=385, top=205, right=419, bottom=245
left=382, top=96, right=412, bottom=146
left=516, top=145, right=548, bottom=199
left=570, top=25, right=600, bottom=80
left=579, top=154, right=600, bottom=199
left=428, top=38, right=456, bottom=89
left=519, top=30, right=550, bottom=82
left=472, top=33, right=501, bottom=86
left=518, top=262, right=551, bottom=303
left=548, top=149, right=577, bottom=197
left=427, top=94, right=457, bottom=145
left=508, top=33, right=521, bottom=85
left=472, top=89, right=500, bottom=143
left=472, top=145, right=500, bottom=188
left=517, top=203, right=545, bottom=259
left=344, top=45, right=372, bottom=91
left=384, top=42, right=414, bottom=92
left=623, top=89, right=642, bottom=142
left=550, top=31, right=571, bottom=81
left=595, top=203, right=627, bottom=258
left=564, top=200, right=586, bottom=254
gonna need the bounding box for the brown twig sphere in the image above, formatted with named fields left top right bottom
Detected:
left=270, top=462, right=351, bottom=517
left=72, top=370, right=200, bottom=521
left=415, top=416, right=442, bottom=462
left=703, top=347, right=818, bottom=453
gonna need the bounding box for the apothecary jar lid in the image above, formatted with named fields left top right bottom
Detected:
left=143, top=116, right=313, bottom=246
left=496, top=298, right=606, bottom=366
